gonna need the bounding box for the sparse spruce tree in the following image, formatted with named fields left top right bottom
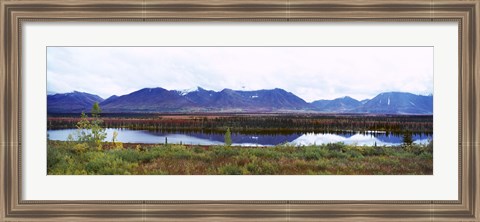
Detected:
left=224, top=128, right=232, bottom=147
left=74, top=103, right=107, bottom=150
left=112, top=130, right=118, bottom=143
left=111, top=130, right=123, bottom=149
left=91, top=102, right=102, bottom=117
left=402, top=133, right=413, bottom=146
left=76, top=112, right=93, bottom=143
left=90, top=103, right=107, bottom=150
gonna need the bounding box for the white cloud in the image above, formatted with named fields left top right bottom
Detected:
left=47, top=47, right=433, bottom=102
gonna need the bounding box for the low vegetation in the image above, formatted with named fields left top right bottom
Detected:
left=47, top=140, right=433, bottom=175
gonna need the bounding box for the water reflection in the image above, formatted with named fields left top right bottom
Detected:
left=291, top=133, right=429, bottom=146
left=47, top=128, right=432, bottom=147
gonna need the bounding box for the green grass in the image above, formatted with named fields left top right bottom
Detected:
left=47, top=140, right=433, bottom=175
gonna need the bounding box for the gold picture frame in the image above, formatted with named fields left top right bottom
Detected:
left=1, top=0, right=479, bottom=221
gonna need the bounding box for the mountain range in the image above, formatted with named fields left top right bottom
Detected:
left=47, top=87, right=433, bottom=115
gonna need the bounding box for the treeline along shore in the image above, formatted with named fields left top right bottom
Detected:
left=47, top=113, right=433, bottom=135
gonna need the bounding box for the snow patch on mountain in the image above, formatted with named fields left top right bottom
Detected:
left=178, top=86, right=200, bottom=96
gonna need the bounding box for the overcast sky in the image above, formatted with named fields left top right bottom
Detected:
left=47, top=47, right=433, bottom=102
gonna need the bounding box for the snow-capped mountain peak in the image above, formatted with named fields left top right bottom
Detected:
left=178, top=86, right=201, bottom=96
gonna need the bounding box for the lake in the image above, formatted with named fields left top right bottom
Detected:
left=47, top=128, right=432, bottom=147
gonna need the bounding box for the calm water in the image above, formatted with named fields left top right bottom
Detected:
left=47, top=128, right=432, bottom=147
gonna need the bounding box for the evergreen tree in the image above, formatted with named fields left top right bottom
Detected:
left=402, top=133, right=413, bottom=146
left=91, top=102, right=102, bottom=117
left=224, top=128, right=232, bottom=147
left=74, top=103, right=107, bottom=150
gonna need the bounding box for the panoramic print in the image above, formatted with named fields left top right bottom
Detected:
left=47, top=47, right=433, bottom=175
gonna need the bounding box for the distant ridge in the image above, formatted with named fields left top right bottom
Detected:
left=47, top=88, right=433, bottom=114
left=47, top=91, right=104, bottom=113
left=353, top=92, right=433, bottom=114
left=311, top=96, right=361, bottom=112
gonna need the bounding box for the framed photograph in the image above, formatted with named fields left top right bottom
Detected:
left=1, top=0, right=479, bottom=221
